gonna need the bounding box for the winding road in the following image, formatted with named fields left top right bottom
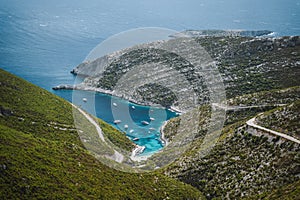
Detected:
left=71, top=104, right=125, bottom=163
left=213, top=103, right=299, bottom=144
left=246, top=117, right=300, bottom=144
left=212, top=103, right=286, bottom=111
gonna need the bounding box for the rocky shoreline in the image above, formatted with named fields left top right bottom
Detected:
left=52, top=83, right=183, bottom=113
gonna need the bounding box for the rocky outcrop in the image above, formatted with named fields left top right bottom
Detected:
left=70, top=55, right=110, bottom=77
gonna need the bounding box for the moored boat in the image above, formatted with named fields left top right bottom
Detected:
left=113, top=119, right=121, bottom=124
left=141, top=121, right=149, bottom=125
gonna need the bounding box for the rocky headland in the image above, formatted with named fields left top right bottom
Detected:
left=54, top=31, right=300, bottom=113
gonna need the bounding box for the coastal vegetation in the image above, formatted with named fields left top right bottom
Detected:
left=97, top=118, right=135, bottom=152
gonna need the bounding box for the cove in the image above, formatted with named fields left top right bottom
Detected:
left=54, top=89, right=179, bottom=155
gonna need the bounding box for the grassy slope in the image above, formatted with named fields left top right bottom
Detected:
left=0, top=69, right=203, bottom=199
left=96, top=118, right=135, bottom=152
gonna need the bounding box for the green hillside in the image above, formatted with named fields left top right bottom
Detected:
left=161, top=87, right=300, bottom=199
left=164, top=121, right=300, bottom=199
left=0, top=69, right=203, bottom=199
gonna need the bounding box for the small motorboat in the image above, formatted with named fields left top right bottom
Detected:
left=131, top=105, right=135, bottom=109
left=129, top=129, right=134, bottom=133
left=133, top=138, right=139, bottom=141
left=113, top=103, right=117, bottom=107
left=124, top=124, right=128, bottom=129
left=141, top=121, right=149, bottom=125
left=113, top=120, right=121, bottom=124
left=82, top=98, right=87, bottom=102
left=134, top=145, right=145, bottom=155
left=150, top=117, right=155, bottom=121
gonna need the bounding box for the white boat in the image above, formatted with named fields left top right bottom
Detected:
left=149, top=127, right=156, bottom=131
left=113, top=103, right=117, bottom=107
left=133, top=138, right=139, bottom=141
left=82, top=98, right=87, bottom=102
left=124, top=124, right=128, bottom=129
left=113, top=120, right=121, bottom=124
left=141, top=121, right=149, bottom=125
left=168, top=108, right=173, bottom=112
left=131, top=105, right=135, bottom=109
left=150, top=117, right=155, bottom=121
left=129, top=129, right=134, bottom=133
left=134, top=145, right=145, bottom=155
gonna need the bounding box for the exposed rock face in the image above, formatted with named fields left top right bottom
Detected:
left=55, top=34, right=300, bottom=111
left=70, top=55, right=110, bottom=77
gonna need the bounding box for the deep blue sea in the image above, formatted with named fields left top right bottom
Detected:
left=1, top=0, right=299, bottom=155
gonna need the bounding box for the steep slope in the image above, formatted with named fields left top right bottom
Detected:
left=164, top=122, right=300, bottom=199
left=161, top=87, right=300, bottom=199
left=0, top=69, right=204, bottom=199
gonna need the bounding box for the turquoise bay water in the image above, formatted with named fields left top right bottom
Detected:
left=1, top=0, right=299, bottom=155
left=60, top=89, right=178, bottom=155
